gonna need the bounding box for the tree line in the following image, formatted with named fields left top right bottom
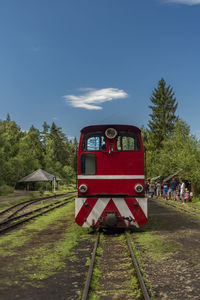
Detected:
left=0, top=116, right=77, bottom=188
left=143, top=78, right=200, bottom=194
left=1, top=78, right=200, bottom=194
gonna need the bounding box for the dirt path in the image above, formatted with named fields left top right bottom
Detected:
left=132, top=198, right=200, bottom=300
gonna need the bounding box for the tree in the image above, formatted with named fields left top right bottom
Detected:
left=14, top=126, right=44, bottom=183
left=149, top=120, right=200, bottom=193
left=45, top=122, right=68, bottom=165
left=0, top=116, right=77, bottom=187
left=41, top=121, right=50, bottom=146
left=44, top=122, right=76, bottom=183
left=72, top=137, right=78, bottom=171
left=0, top=119, right=24, bottom=185
left=6, top=113, right=11, bottom=122
left=148, top=78, right=178, bottom=149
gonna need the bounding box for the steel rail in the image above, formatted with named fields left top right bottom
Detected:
left=81, top=231, right=100, bottom=300
left=6, top=201, right=42, bottom=220
left=167, top=203, right=200, bottom=216
left=125, top=231, right=150, bottom=300
left=0, top=196, right=74, bottom=234
left=0, top=191, right=76, bottom=218
left=157, top=198, right=200, bottom=217
left=0, top=196, right=73, bottom=226
left=6, top=191, right=76, bottom=220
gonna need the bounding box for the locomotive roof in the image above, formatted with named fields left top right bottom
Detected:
left=81, top=124, right=141, bottom=134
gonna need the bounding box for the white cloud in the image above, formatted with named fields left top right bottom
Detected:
left=64, top=88, right=128, bottom=110
left=165, top=0, right=200, bottom=5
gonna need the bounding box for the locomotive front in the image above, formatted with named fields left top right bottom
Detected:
left=75, top=125, right=147, bottom=228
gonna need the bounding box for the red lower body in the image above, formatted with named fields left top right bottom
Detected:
left=75, top=197, right=148, bottom=228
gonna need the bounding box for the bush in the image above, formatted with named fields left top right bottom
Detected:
left=191, top=197, right=200, bottom=203
left=0, top=184, right=14, bottom=196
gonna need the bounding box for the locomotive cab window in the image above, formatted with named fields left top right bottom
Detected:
left=117, top=131, right=140, bottom=151
left=82, top=132, right=105, bottom=151
left=81, top=153, right=96, bottom=175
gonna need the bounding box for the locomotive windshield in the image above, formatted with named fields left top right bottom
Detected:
left=82, top=130, right=140, bottom=151
left=82, top=132, right=105, bottom=151
left=117, top=131, right=140, bottom=151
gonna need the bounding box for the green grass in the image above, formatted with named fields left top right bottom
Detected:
left=132, top=216, right=182, bottom=262
left=24, top=222, right=88, bottom=281
left=127, top=232, right=156, bottom=300
left=135, top=231, right=179, bottom=261
left=89, top=234, right=104, bottom=291
left=192, top=196, right=200, bottom=203
left=0, top=195, right=32, bottom=210
left=0, top=201, right=90, bottom=288
left=0, top=201, right=73, bottom=253
left=0, top=188, right=76, bottom=211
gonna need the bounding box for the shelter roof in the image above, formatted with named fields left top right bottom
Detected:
left=163, top=170, right=182, bottom=182
left=151, top=176, right=161, bottom=181
left=18, top=169, right=61, bottom=182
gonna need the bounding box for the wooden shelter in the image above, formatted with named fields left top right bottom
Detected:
left=18, top=169, right=61, bottom=190
left=163, top=170, right=182, bottom=182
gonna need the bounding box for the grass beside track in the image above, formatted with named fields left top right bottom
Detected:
left=0, top=201, right=91, bottom=289
left=0, top=187, right=76, bottom=210
left=155, top=197, right=200, bottom=222
left=129, top=198, right=200, bottom=299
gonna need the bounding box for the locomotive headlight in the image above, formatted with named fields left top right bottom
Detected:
left=135, top=184, right=144, bottom=193
left=79, top=184, right=88, bottom=193
left=105, top=128, right=117, bottom=139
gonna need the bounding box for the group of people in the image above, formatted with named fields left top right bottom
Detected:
left=145, top=177, right=192, bottom=204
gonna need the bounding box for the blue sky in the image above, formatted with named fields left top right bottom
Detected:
left=0, top=0, right=200, bottom=140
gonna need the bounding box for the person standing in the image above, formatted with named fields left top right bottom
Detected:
left=149, top=181, right=155, bottom=198
left=168, top=177, right=178, bottom=200
left=180, top=179, right=186, bottom=204
left=184, top=188, right=190, bottom=202
left=162, top=182, right=168, bottom=199
left=175, top=187, right=180, bottom=202
left=156, top=181, right=161, bottom=197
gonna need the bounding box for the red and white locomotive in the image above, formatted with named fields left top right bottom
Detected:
left=75, top=124, right=147, bottom=229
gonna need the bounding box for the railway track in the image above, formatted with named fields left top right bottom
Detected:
left=156, top=197, right=200, bottom=217
left=81, top=231, right=150, bottom=300
left=0, top=191, right=76, bottom=221
left=0, top=193, right=76, bottom=234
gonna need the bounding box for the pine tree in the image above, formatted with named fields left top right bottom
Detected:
left=44, top=122, right=76, bottom=183
left=148, top=78, right=178, bottom=149
left=41, top=121, right=50, bottom=146
left=15, top=125, right=44, bottom=178
left=6, top=113, right=11, bottom=122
